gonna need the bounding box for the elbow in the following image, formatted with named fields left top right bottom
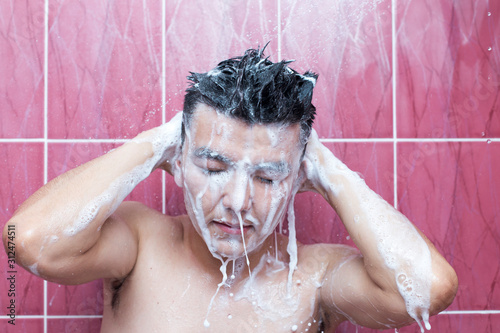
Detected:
left=3, top=217, right=85, bottom=284
left=3, top=217, right=50, bottom=277
left=2, top=218, right=30, bottom=261
left=430, top=264, right=459, bottom=315
left=2, top=221, right=15, bottom=255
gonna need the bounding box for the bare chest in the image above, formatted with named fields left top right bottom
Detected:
left=102, top=251, right=324, bottom=332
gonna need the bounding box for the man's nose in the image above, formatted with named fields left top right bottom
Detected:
left=222, top=171, right=252, bottom=212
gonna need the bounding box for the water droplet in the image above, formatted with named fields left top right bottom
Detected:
left=487, top=139, right=492, bottom=144
left=481, top=131, right=486, bottom=137
left=227, top=314, right=232, bottom=319
left=291, top=325, right=298, bottom=332
left=488, top=47, right=492, bottom=51
left=488, top=12, right=492, bottom=16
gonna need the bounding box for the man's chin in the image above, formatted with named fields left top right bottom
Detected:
left=207, top=238, right=258, bottom=261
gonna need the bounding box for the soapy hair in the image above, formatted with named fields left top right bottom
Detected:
left=181, top=45, right=318, bottom=145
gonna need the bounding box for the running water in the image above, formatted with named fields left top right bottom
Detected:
left=204, top=255, right=230, bottom=327
left=286, top=190, right=299, bottom=294
left=237, top=212, right=253, bottom=278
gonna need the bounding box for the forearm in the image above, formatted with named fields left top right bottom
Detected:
left=4, top=140, right=150, bottom=266
left=317, top=156, right=429, bottom=288
left=3, top=117, right=181, bottom=271
left=304, top=144, right=409, bottom=277
left=304, top=136, right=457, bottom=327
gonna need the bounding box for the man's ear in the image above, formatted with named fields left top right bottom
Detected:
left=173, top=159, right=183, bottom=187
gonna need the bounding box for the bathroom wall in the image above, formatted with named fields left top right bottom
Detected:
left=1, top=0, right=499, bottom=332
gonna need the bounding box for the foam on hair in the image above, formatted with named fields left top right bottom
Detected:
left=182, top=45, right=318, bottom=145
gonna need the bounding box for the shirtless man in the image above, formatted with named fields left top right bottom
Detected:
left=3, top=47, right=457, bottom=332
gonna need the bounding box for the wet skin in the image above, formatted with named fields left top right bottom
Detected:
left=174, top=104, right=304, bottom=260
left=99, top=209, right=330, bottom=332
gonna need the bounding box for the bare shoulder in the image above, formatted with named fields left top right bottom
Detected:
left=298, top=242, right=359, bottom=273
left=100, top=201, right=185, bottom=287
left=111, top=201, right=185, bottom=244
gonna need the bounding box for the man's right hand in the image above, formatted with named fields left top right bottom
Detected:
left=153, top=112, right=183, bottom=174
left=132, top=111, right=183, bottom=174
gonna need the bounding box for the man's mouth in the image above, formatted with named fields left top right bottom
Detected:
left=212, top=220, right=252, bottom=235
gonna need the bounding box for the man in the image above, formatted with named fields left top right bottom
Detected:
left=3, top=47, right=457, bottom=332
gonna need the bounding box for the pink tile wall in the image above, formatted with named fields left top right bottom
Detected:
left=0, top=0, right=44, bottom=138
left=281, top=0, right=393, bottom=139
left=47, top=0, right=164, bottom=140
left=398, top=142, right=500, bottom=312
left=1, top=1, right=499, bottom=333
left=397, top=0, right=500, bottom=138
left=0, top=143, right=44, bottom=316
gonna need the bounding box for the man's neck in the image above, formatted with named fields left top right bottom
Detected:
left=181, top=216, right=290, bottom=283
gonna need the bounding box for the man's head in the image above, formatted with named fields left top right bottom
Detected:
left=175, top=47, right=318, bottom=260
left=181, top=46, right=318, bottom=147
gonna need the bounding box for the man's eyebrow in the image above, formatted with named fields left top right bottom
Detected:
left=193, top=147, right=232, bottom=164
left=253, top=161, right=290, bottom=175
left=193, top=147, right=290, bottom=174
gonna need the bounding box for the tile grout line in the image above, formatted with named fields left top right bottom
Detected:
left=320, top=138, right=500, bottom=143
left=0, top=315, right=104, bottom=320
left=440, top=310, right=500, bottom=315
left=43, top=0, right=49, bottom=331
left=392, top=0, right=398, bottom=212
left=2, top=137, right=498, bottom=144
left=161, top=0, right=166, bottom=215
left=277, top=0, right=281, bottom=59
left=391, top=0, right=397, bottom=328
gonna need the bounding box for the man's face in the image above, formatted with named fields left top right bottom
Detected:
left=175, top=104, right=303, bottom=259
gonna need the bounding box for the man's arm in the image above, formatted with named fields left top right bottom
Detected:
left=301, top=130, right=458, bottom=330
left=1, top=113, right=182, bottom=285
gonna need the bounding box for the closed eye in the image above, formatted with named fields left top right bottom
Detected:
left=205, top=169, right=226, bottom=175
left=256, top=176, right=274, bottom=185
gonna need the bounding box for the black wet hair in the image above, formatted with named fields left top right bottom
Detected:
left=181, top=45, right=318, bottom=145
